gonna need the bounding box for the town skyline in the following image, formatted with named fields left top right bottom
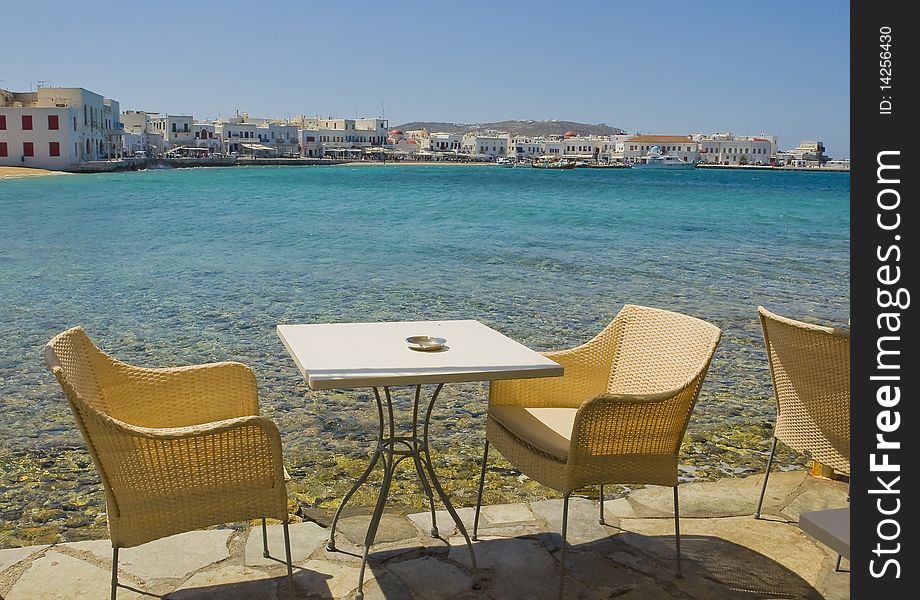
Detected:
left=2, top=1, right=849, bottom=156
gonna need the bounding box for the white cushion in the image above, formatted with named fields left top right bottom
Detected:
left=489, top=407, right=577, bottom=461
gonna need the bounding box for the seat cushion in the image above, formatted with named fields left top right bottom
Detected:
left=489, top=407, right=577, bottom=462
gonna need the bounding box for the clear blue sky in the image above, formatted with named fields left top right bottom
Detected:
left=2, top=1, right=850, bottom=156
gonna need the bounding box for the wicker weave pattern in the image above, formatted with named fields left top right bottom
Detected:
left=486, top=305, right=721, bottom=493
left=758, top=307, right=850, bottom=474
left=44, top=327, right=289, bottom=549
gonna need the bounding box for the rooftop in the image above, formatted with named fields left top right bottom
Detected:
left=629, top=135, right=693, bottom=143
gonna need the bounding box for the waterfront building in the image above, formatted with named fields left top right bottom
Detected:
left=510, top=135, right=544, bottom=158
left=299, top=128, right=321, bottom=157
left=290, top=117, right=388, bottom=156
left=192, top=122, right=222, bottom=154
left=461, top=132, right=509, bottom=159
left=150, top=114, right=194, bottom=150
left=623, top=135, right=699, bottom=164
left=404, top=129, right=431, bottom=150
left=1, top=86, right=122, bottom=170
left=561, top=132, right=602, bottom=160
left=121, top=110, right=152, bottom=156
left=257, top=123, right=299, bottom=157
left=215, top=121, right=258, bottom=156
left=429, top=132, right=463, bottom=152
left=693, top=132, right=774, bottom=165
left=787, top=140, right=827, bottom=166
left=541, top=138, right=564, bottom=156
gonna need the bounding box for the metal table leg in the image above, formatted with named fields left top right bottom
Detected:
left=335, top=384, right=479, bottom=600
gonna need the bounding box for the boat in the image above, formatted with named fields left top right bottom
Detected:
left=531, top=156, right=576, bottom=170
left=494, top=157, right=515, bottom=167
left=634, top=145, right=697, bottom=169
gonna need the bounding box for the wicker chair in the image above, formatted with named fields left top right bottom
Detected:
left=43, top=327, right=293, bottom=599
left=755, top=307, right=850, bottom=520
left=473, top=305, right=721, bottom=596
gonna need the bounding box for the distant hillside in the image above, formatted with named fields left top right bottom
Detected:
left=392, top=120, right=625, bottom=137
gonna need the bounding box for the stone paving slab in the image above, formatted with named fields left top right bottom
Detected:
left=0, top=472, right=850, bottom=600
left=166, top=565, right=281, bottom=599
left=244, top=521, right=328, bottom=567
left=612, top=471, right=809, bottom=519
left=65, top=529, right=233, bottom=581
left=294, top=558, right=366, bottom=598
left=0, top=545, right=42, bottom=574
left=6, top=550, right=147, bottom=600
left=529, top=496, right=610, bottom=545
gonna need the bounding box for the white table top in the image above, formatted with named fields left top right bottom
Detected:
left=277, top=319, right=563, bottom=390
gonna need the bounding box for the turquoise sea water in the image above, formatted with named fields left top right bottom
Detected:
left=0, top=165, right=849, bottom=546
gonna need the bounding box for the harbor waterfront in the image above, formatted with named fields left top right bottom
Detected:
left=0, top=165, right=849, bottom=548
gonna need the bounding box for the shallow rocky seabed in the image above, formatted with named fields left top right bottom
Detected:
left=0, top=166, right=845, bottom=547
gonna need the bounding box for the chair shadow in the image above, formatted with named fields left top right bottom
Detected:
left=152, top=569, right=334, bottom=599
left=353, top=533, right=833, bottom=600
left=579, top=533, right=828, bottom=600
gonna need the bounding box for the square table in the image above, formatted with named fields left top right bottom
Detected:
left=278, top=319, right=563, bottom=599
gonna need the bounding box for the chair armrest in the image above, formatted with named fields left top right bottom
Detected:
left=569, top=385, right=694, bottom=458
left=97, top=414, right=287, bottom=503
left=489, top=330, right=618, bottom=409
left=112, top=361, right=261, bottom=427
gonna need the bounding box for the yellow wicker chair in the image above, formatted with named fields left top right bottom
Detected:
left=43, top=327, right=293, bottom=599
left=755, top=307, right=850, bottom=520
left=473, top=305, right=721, bottom=596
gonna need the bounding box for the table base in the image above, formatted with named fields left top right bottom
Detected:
left=325, top=384, right=480, bottom=599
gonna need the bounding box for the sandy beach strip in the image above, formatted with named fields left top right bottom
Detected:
left=0, top=166, right=68, bottom=180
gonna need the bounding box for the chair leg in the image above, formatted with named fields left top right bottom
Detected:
left=472, top=439, right=489, bottom=541
left=674, top=486, right=683, bottom=578
left=262, top=517, right=270, bottom=558
left=599, top=484, right=606, bottom=525
left=559, top=493, right=571, bottom=600
left=755, top=437, right=778, bottom=519
left=111, top=546, right=119, bottom=600
left=283, top=519, right=294, bottom=589
left=835, top=554, right=843, bottom=572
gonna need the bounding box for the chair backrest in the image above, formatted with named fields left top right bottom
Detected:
left=44, top=327, right=123, bottom=414
left=758, top=306, right=850, bottom=474
left=607, top=304, right=722, bottom=396
left=44, top=327, right=125, bottom=515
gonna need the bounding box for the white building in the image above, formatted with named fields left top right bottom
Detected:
left=150, top=114, right=194, bottom=149
left=561, top=132, right=599, bottom=159
left=429, top=132, right=463, bottom=152
left=215, top=121, right=258, bottom=155
left=542, top=138, right=564, bottom=156
left=404, top=129, right=431, bottom=150
left=192, top=123, right=222, bottom=154
left=462, top=133, right=509, bottom=159
left=510, top=135, right=544, bottom=158
left=258, top=123, right=299, bottom=156
left=1, top=86, right=122, bottom=170
left=295, top=117, right=389, bottom=153
left=623, top=135, right=699, bottom=164
left=694, top=133, right=774, bottom=165
left=788, top=140, right=827, bottom=165
left=121, top=110, right=152, bottom=156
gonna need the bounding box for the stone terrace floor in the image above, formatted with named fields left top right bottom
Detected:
left=0, top=471, right=849, bottom=599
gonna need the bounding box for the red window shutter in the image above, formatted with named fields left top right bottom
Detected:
left=48, top=115, right=60, bottom=130
left=22, top=115, right=33, bottom=130
left=0, top=115, right=6, bottom=130
left=24, top=142, right=34, bottom=157
left=49, top=142, right=61, bottom=157
left=0, top=142, right=8, bottom=157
